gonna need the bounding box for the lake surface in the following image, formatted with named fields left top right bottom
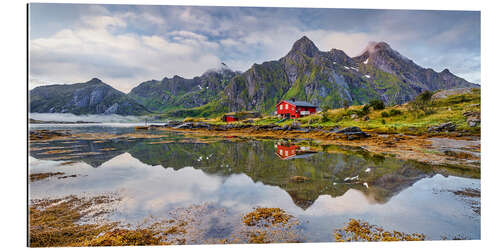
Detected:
left=29, top=123, right=480, bottom=242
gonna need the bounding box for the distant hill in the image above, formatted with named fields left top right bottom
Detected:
left=29, top=78, right=149, bottom=115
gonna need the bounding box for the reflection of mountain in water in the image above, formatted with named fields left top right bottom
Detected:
left=30, top=138, right=477, bottom=210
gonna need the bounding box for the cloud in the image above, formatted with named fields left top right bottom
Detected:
left=30, top=12, right=221, bottom=93
left=29, top=4, right=481, bottom=91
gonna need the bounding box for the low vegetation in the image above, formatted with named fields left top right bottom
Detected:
left=29, top=172, right=65, bottom=182
left=31, top=195, right=473, bottom=246
left=242, top=207, right=291, bottom=227
left=192, top=88, right=480, bottom=136
left=334, top=219, right=425, bottom=242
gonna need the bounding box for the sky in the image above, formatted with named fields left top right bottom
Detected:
left=29, top=3, right=480, bottom=93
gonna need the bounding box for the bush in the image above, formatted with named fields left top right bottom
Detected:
left=369, top=100, right=385, bottom=110
left=362, top=105, right=371, bottom=114
left=410, top=91, right=434, bottom=113
left=320, top=104, right=331, bottom=113
left=388, top=109, right=402, bottom=116
left=321, top=113, right=330, bottom=123
left=343, top=100, right=350, bottom=110
left=381, top=119, right=386, bottom=125
left=381, top=111, right=389, bottom=118
left=417, top=90, right=433, bottom=103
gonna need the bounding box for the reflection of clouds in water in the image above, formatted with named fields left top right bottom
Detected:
left=29, top=152, right=480, bottom=240
left=302, top=176, right=480, bottom=239
left=305, top=190, right=373, bottom=216
left=217, top=174, right=300, bottom=214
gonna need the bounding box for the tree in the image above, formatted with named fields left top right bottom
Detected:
left=343, top=100, right=350, bottom=110
left=320, top=104, right=330, bottom=113
left=369, top=99, right=385, bottom=110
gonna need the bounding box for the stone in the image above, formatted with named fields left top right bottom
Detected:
left=428, top=122, right=456, bottom=132
left=467, top=118, right=480, bottom=127
left=334, top=126, right=362, bottom=134
left=174, top=122, right=193, bottom=129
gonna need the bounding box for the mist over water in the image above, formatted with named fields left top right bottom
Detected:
left=29, top=113, right=145, bottom=123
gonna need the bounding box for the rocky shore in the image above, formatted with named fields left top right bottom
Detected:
left=152, top=121, right=480, bottom=170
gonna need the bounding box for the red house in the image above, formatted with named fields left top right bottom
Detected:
left=276, top=99, right=318, bottom=118
left=222, top=115, right=238, bottom=122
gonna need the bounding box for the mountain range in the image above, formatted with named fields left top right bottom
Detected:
left=29, top=36, right=478, bottom=116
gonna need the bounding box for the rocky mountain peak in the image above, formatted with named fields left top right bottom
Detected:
left=360, top=41, right=393, bottom=56
left=288, top=36, right=319, bottom=58
left=441, top=68, right=452, bottom=74
left=87, top=77, right=104, bottom=84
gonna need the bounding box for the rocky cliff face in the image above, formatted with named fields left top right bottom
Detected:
left=222, top=36, right=478, bottom=113
left=128, top=64, right=238, bottom=112
left=29, top=78, right=149, bottom=115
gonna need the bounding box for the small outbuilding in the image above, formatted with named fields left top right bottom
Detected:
left=221, top=111, right=261, bottom=123
left=222, top=114, right=239, bottom=122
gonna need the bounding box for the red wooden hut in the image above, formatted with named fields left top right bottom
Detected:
left=276, top=99, right=317, bottom=119
left=222, top=115, right=238, bottom=122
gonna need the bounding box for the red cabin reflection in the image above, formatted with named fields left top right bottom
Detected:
left=275, top=143, right=316, bottom=160
left=276, top=144, right=299, bottom=159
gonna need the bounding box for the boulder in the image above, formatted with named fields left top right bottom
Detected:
left=428, top=122, right=456, bottom=133
left=290, top=176, right=310, bottom=183
left=334, top=127, right=369, bottom=140
left=291, top=121, right=301, bottom=129
left=164, top=120, right=182, bottom=127
left=174, top=122, right=193, bottom=129
left=334, top=126, right=362, bottom=134
left=467, top=118, right=480, bottom=127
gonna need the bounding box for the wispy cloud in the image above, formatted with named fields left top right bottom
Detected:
left=29, top=4, right=481, bottom=92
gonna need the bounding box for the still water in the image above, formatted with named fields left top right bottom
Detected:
left=29, top=124, right=480, bottom=242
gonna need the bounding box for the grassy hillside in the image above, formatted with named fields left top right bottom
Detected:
left=195, top=88, right=480, bottom=135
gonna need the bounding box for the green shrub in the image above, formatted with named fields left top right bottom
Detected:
left=343, top=100, right=350, bottom=110
left=388, top=109, right=402, bottom=116
left=369, top=100, right=385, bottom=110
left=321, top=113, right=330, bottom=123
left=381, top=119, right=386, bottom=124
left=417, top=90, right=433, bottom=103
left=362, top=105, right=371, bottom=114
left=381, top=111, right=389, bottom=118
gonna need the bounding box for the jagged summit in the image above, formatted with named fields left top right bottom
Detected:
left=203, top=62, right=233, bottom=76
left=288, top=36, right=319, bottom=57
left=87, top=77, right=104, bottom=84
left=441, top=68, right=452, bottom=74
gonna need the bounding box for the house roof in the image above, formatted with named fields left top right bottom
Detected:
left=277, top=100, right=317, bottom=108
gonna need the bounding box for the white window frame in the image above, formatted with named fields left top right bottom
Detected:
left=280, top=104, right=283, bottom=110
left=285, top=104, right=288, bottom=109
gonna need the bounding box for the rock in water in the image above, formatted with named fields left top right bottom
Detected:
left=290, top=176, right=310, bottom=183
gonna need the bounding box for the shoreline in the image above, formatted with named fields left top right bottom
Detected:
left=28, top=122, right=480, bottom=172
left=157, top=125, right=480, bottom=171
